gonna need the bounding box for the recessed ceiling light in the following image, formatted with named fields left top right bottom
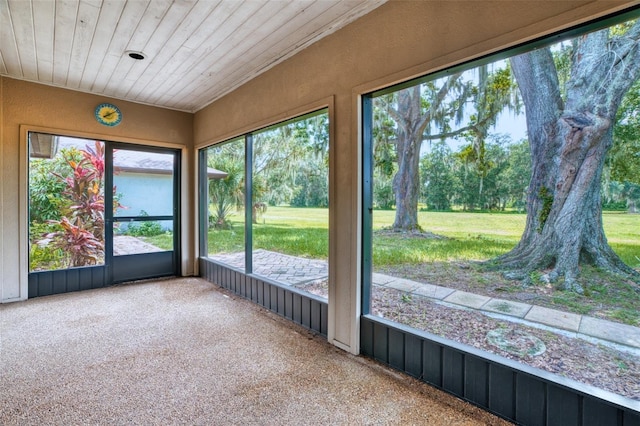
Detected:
left=126, top=51, right=146, bottom=60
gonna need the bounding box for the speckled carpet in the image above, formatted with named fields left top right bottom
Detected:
left=0, top=277, right=510, bottom=425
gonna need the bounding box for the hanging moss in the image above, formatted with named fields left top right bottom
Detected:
left=537, top=186, right=554, bottom=233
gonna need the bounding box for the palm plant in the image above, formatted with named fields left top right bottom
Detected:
left=208, top=155, right=244, bottom=230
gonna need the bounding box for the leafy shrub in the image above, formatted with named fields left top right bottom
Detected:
left=34, top=141, right=115, bottom=268
left=29, top=147, right=81, bottom=223
left=123, top=210, right=165, bottom=237
left=29, top=221, right=65, bottom=271
left=125, top=221, right=164, bottom=237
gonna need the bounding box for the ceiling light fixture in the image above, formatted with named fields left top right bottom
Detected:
left=126, top=51, right=146, bottom=60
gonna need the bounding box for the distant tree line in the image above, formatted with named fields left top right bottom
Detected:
left=373, top=134, right=639, bottom=213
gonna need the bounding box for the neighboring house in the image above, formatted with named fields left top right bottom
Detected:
left=114, top=149, right=227, bottom=232
left=34, top=136, right=227, bottom=232
left=113, top=148, right=176, bottom=230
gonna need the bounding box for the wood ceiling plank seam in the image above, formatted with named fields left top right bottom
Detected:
left=194, top=0, right=341, bottom=101
left=32, top=0, right=55, bottom=83
left=129, top=2, right=262, bottom=105
left=117, top=0, right=198, bottom=100
left=146, top=0, right=245, bottom=103
left=215, top=0, right=376, bottom=89
left=124, top=0, right=243, bottom=104
left=99, top=0, right=173, bottom=98
left=89, top=0, right=154, bottom=93
left=128, top=0, right=223, bottom=104
left=186, top=0, right=385, bottom=112
left=159, top=0, right=302, bottom=102
left=172, top=0, right=367, bottom=109
left=149, top=0, right=289, bottom=105
left=257, top=0, right=383, bottom=67
left=106, top=0, right=175, bottom=96
left=0, top=0, right=23, bottom=77
left=306, top=0, right=386, bottom=38
left=65, top=0, right=102, bottom=89
left=182, top=0, right=229, bottom=51
left=52, top=0, right=79, bottom=86
left=281, top=0, right=376, bottom=53
left=168, top=0, right=288, bottom=107
left=78, top=0, right=127, bottom=92
left=124, top=0, right=172, bottom=48
left=6, top=0, right=38, bottom=81
left=138, top=0, right=248, bottom=104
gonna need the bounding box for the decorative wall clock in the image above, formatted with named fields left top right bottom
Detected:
left=95, top=103, right=122, bottom=126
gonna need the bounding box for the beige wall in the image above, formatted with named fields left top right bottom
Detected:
left=193, top=1, right=638, bottom=353
left=2, top=0, right=637, bottom=352
left=0, top=77, right=193, bottom=302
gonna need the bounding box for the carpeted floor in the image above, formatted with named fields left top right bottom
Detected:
left=0, top=277, right=511, bottom=425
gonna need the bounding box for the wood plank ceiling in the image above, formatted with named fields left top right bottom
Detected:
left=0, top=0, right=385, bottom=113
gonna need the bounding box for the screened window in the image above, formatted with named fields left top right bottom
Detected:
left=28, top=134, right=107, bottom=271
left=201, top=137, right=247, bottom=271
left=362, top=15, right=640, bottom=402
left=200, top=110, right=329, bottom=299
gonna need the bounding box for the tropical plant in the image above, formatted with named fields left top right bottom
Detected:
left=29, top=147, right=82, bottom=223
left=38, top=141, right=108, bottom=267
left=208, top=143, right=245, bottom=230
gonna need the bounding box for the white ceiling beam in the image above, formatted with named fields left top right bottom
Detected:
left=90, top=0, right=155, bottom=94
left=0, top=0, right=21, bottom=77
left=7, top=0, right=37, bottom=81
left=77, top=0, right=126, bottom=91
left=52, top=0, right=79, bottom=86
left=33, top=0, right=55, bottom=83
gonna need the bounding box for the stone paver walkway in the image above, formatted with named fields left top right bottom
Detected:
left=210, top=249, right=328, bottom=285
left=113, top=235, right=164, bottom=255
left=209, top=250, right=640, bottom=351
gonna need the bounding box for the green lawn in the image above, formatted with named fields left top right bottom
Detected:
left=145, top=206, right=639, bottom=269
left=207, top=207, right=328, bottom=259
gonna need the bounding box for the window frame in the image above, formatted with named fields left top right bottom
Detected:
left=359, top=5, right=640, bottom=413
left=197, top=108, right=330, bottom=278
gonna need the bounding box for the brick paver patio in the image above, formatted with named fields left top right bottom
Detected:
left=209, top=250, right=640, bottom=352
left=210, top=249, right=328, bottom=285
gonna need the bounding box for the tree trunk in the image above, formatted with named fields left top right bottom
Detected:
left=496, top=25, right=640, bottom=291
left=391, top=86, right=427, bottom=231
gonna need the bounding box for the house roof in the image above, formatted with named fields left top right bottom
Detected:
left=1, top=0, right=385, bottom=113
left=31, top=134, right=228, bottom=179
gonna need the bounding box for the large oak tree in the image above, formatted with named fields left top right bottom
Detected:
left=384, top=66, right=515, bottom=230
left=496, top=21, right=640, bottom=291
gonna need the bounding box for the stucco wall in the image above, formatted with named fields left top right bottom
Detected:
left=0, top=77, right=193, bottom=302
left=2, top=1, right=637, bottom=352
left=115, top=172, right=174, bottom=225
left=193, top=1, right=638, bottom=353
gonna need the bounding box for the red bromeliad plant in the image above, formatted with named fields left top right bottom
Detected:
left=39, top=141, right=117, bottom=267
left=39, top=217, right=104, bottom=267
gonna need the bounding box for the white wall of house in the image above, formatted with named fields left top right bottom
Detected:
left=115, top=172, right=174, bottom=231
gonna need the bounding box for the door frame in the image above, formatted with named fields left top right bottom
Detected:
left=106, top=142, right=181, bottom=284
left=21, top=126, right=184, bottom=299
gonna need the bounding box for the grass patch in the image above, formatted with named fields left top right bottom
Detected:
left=551, top=292, right=593, bottom=315
left=191, top=207, right=638, bottom=269
left=610, top=309, right=639, bottom=326
left=253, top=225, right=328, bottom=258
left=194, top=206, right=639, bottom=326
left=373, top=211, right=524, bottom=266
left=141, top=233, right=174, bottom=250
